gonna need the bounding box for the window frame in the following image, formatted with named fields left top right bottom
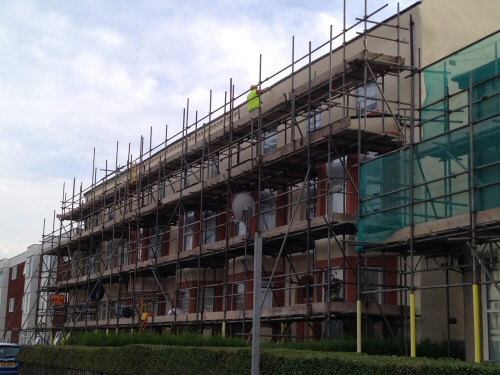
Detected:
left=179, top=290, right=190, bottom=313
left=197, top=288, right=215, bottom=313
left=356, top=80, right=378, bottom=115
left=259, top=189, right=276, bottom=231
left=307, top=108, right=322, bottom=131
left=232, top=281, right=245, bottom=311
left=361, top=267, right=384, bottom=305
left=22, top=292, right=30, bottom=313
left=202, top=211, right=217, bottom=245
left=183, top=211, right=195, bottom=251
left=262, top=127, right=278, bottom=154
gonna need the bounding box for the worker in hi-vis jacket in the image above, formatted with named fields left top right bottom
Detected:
left=247, top=84, right=268, bottom=113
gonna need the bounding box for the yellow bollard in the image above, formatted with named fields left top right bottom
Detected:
left=473, top=283, right=482, bottom=363
left=410, top=293, right=416, bottom=357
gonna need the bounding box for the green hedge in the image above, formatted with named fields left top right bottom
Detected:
left=18, top=345, right=500, bottom=375
left=64, top=331, right=249, bottom=348
left=64, top=332, right=465, bottom=359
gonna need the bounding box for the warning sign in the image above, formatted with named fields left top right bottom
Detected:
left=50, top=294, right=65, bottom=305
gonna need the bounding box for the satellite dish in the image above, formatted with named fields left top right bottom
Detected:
left=232, top=192, right=255, bottom=223
left=122, top=306, right=134, bottom=318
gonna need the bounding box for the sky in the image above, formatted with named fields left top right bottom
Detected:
left=0, top=0, right=416, bottom=259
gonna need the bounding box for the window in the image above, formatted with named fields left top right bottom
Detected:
left=159, top=180, right=166, bottom=200
left=19, top=331, right=27, bottom=345
left=260, top=280, right=272, bottom=309
left=100, top=301, right=108, bottom=321
left=234, top=220, right=247, bottom=237
left=362, top=268, right=384, bottom=305
left=323, top=268, right=344, bottom=302
left=4, top=331, right=11, bottom=343
left=22, top=292, right=30, bottom=312
left=301, top=278, right=314, bottom=302
left=109, top=300, right=119, bottom=319
left=202, top=211, right=217, bottom=245
left=183, top=211, right=195, bottom=251
left=119, top=240, right=130, bottom=266
left=197, top=288, right=214, bottom=313
left=8, top=298, right=14, bottom=313
left=149, top=227, right=163, bottom=259
left=306, top=178, right=317, bottom=219
left=233, top=282, right=245, bottom=311
left=42, top=255, right=56, bottom=273
left=259, top=189, right=276, bottom=231
left=362, top=153, right=384, bottom=214
left=179, top=290, right=190, bottom=313
left=24, top=257, right=33, bottom=278
left=209, top=155, right=219, bottom=178
left=103, top=240, right=113, bottom=270
left=11, top=265, right=17, bottom=280
left=262, top=127, right=278, bottom=154
left=0, top=271, right=3, bottom=287
left=307, top=108, right=322, bottom=131
left=329, top=158, right=346, bottom=214
left=86, top=253, right=96, bottom=274
left=356, top=81, right=378, bottom=114
left=183, top=167, right=193, bottom=188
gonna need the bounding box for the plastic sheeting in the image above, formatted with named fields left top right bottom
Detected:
left=357, top=31, right=500, bottom=249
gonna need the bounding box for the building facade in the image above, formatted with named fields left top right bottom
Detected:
left=0, top=245, right=40, bottom=344
left=35, top=0, right=500, bottom=362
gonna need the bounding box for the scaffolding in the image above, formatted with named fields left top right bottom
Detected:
left=33, top=0, right=496, bottom=359
left=356, top=29, right=500, bottom=361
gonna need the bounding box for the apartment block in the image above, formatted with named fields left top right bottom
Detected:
left=0, top=245, right=40, bottom=344
left=35, top=0, right=500, bottom=362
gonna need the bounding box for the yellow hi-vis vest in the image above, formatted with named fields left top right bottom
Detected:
left=247, top=89, right=260, bottom=112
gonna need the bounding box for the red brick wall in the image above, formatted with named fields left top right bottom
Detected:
left=5, top=262, right=25, bottom=343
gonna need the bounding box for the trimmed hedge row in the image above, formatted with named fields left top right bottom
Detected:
left=64, top=331, right=465, bottom=359
left=18, top=345, right=500, bottom=375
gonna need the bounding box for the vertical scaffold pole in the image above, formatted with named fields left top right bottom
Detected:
left=356, top=0, right=367, bottom=354
left=357, top=257, right=362, bottom=353
left=409, top=29, right=417, bottom=357
left=469, top=70, right=481, bottom=363
left=251, top=236, right=262, bottom=375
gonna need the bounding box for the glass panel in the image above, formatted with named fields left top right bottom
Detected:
left=200, top=288, right=214, bottom=312
left=0, top=346, right=20, bottom=358
left=183, top=212, right=195, bottom=251
left=329, top=158, right=346, bottom=214
left=261, top=280, right=272, bottom=309
left=307, top=178, right=317, bottom=219
left=323, top=268, right=344, bottom=302
left=259, top=190, right=276, bottom=230
left=263, top=128, right=277, bottom=153
left=202, top=211, right=217, bottom=245
left=307, top=108, right=322, bottom=131
left=179, top=291, right=189, bottom=313
left=488, top=312, right=500, bottom=361
left=209, top=155, right=219, bottom=178
left=149, top=228, right=163, bottom=259
left=234, top=220, right=246, bottom=237
left=357, top=81, right=378, bottom=114
left=233, top=282, right=245, bottom=311
left=362, top=268, right=384, bottom=305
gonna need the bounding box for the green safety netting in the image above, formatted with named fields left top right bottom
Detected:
left=357, top=31, right=500, bottom=249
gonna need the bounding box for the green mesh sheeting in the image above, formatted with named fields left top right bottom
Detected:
left=357, top=31, right=500, bottom=250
